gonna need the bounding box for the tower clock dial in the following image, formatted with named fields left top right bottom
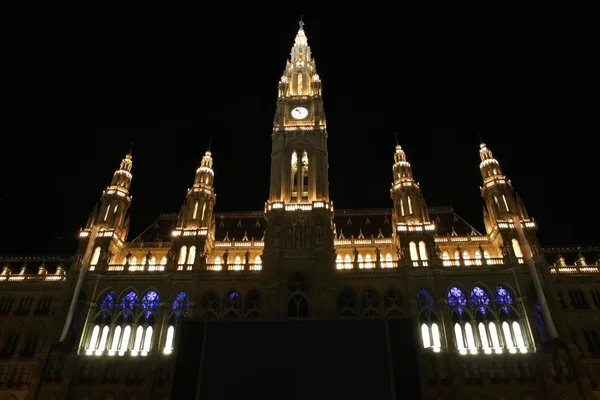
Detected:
left=291, top=106, right=308, bottom=119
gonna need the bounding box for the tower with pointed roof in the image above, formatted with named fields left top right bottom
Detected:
left=389, top=142, right=437, bottom=266
left=171, top=146, right=217, bottom=270
left=263, top=20, right=335, bottom=315
left=478, top=142, right=538, bottom=263
left=78, top=149, right=134, bottom=270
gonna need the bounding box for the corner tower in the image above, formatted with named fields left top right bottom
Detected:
left=78, top=149, right=134, bottom=269
left=389, top=143, right=436, bottom=266
left=478, top=142, right=539, bottom=262
left=263, top=21, right=335, bottom=317
left=171, top=147, right=217, bottom=270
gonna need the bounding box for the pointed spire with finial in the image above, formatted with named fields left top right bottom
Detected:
left=194, top=139, right=215, bottom=187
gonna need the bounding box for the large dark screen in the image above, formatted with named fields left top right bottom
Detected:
left=172, top=318, right=421, bottom=400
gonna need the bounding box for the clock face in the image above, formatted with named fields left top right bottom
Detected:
left=291, top=106, right=308, bottom=119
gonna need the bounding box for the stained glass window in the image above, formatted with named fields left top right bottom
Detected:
left=224, top=291, right=242, bottom=310
left=99, top=291, right=116, bottom=310
left=141, top=290, right=160, bottom=311
left=172, top=292, right=189, bottom=314
left=495, top=285, right=513, bottom=314
left=119, top=291, right=138, bottom=310
left=361, top=289, right=379, bottom=309
left=470, top=286, right=490, bottom=307
left=416, top=288, right=435, bottom=308
left=447, top=286, right=467, bottom=310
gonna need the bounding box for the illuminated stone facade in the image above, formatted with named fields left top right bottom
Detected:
left=1, top=22, right=600, bottom=400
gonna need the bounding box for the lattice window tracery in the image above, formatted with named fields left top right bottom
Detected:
left=383, top=287, right=403, bottom=316
left=337, top=288, right=358, bottom=317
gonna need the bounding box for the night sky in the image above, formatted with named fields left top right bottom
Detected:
left=2, top=6, right=597, bottom=255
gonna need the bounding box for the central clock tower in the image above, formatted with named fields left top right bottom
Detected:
left=263, top=20, right=336, bottom=317
left=270, top=20, right=329, bottom=203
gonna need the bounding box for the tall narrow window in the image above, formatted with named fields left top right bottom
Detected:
left=400, top=199, right=405, bottom=216
left=511, top=238, right=523, bottom=258
left=302, top=151, right=309, bottom=200
left=104, top=205, right=110, bottom=221
left=409, top=242, right=419, bottom=261
left=178, top=246, right=187, bottom=265
left=90, top=247, right=102, bottom=266
left=298, top=73, right=303, bottom=95
left=187, top=246, right=196, bottom=265
left=407, top=196, right=413, bottom=214
left=201, top=203, right=206, bottom=222
left=418, top=241, right=428, bottom=260
left=502, top=194, right=510, bottom=212
left=291, top=151, right=298, bottom=200
left=192, top=201, right=199, bottom=219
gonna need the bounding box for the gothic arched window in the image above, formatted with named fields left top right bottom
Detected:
left=337, top=288, right=358, bottom=317
left=447, top=286, right=467, bottom=311
left=162, top=292, right=189, bottom=355
left=470, top=286, right=491, bottom=310
left=494, top=285, right=514, bottom=313
left=172, top=292, right=189, bottom=315
left=99, top=291, right=116, bottom=313
left=383, top=288, right=403, bottom=316
left=244, top=289, right=260, bottom=317
left=141, top=290, right=160, bottom=318
left=417, top=288, right=435, bottom=308
left=201, top=291, right=220, bottom=319
left=119, top=291, right=138, bottom=311
left=416, top=288, right=440, bottom=352
left=224, top=290, right=242, bottom=318
left=360, top=289, right=380, bottom=316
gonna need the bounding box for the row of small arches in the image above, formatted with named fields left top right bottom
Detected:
left=94, top=289, right=189, bottom=323
left=337, top=287, right=404, bottom=316
left=90, top=246, right=168, bottom=267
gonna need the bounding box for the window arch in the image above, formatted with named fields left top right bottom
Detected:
left=469, top=285, right=496, bottom=355
left=337, top=288, right=358, bottom=317
left=119, top=291, right=138, bottom=311
left=360, top=289, right=381, bottom=316
left=417, top=288, right=440, bottom=352
left=418, top=241, right=428, bottom=260
left=384, top=252, right=393, bottom=268
left=141, top=290, right=160, bottom=318
left=85, top=288, right=166, bottom=357
left=409, top=241, right=418, bottom=261
left=244, top=289, right=261, bottom=317
left=448, top=286, right=475, bottom=355
left=85, top=290, right=116, bottom=355
left=90, top=247, right=101, bottom=266
left=201, top=291, right=220, bottom=319
left=178, top=246, right=187, bottom=265
left=163, top=292, right=189, bottom=355
left=187, top=246, right=196, bottom=265
left=287, top=273, right=309, bottom=318
left=223, top=290, right=242, bottom=318
left=511, top=238, right=523, bottom=258
left=495, top=284, right=527, bottom=354
left=383, top=288, right=403, bottom=316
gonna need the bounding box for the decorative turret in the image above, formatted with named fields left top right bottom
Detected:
left=171, top=145, right=217, bottom=270
left=85, top=148, right=133, bottom=235
left=180, top=147, right=216, bottom=228
left=390, top=144, right=430, bottom=224
left=78, top=147, right=134, bottom=270
left=390, top=141, right=436, bottom=267
left=478, top=141, right=539, bottom=263
left=479, top=142, right=522, bottom=222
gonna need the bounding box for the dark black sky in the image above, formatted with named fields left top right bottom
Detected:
left=1, top=5, right=597, bottom=255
